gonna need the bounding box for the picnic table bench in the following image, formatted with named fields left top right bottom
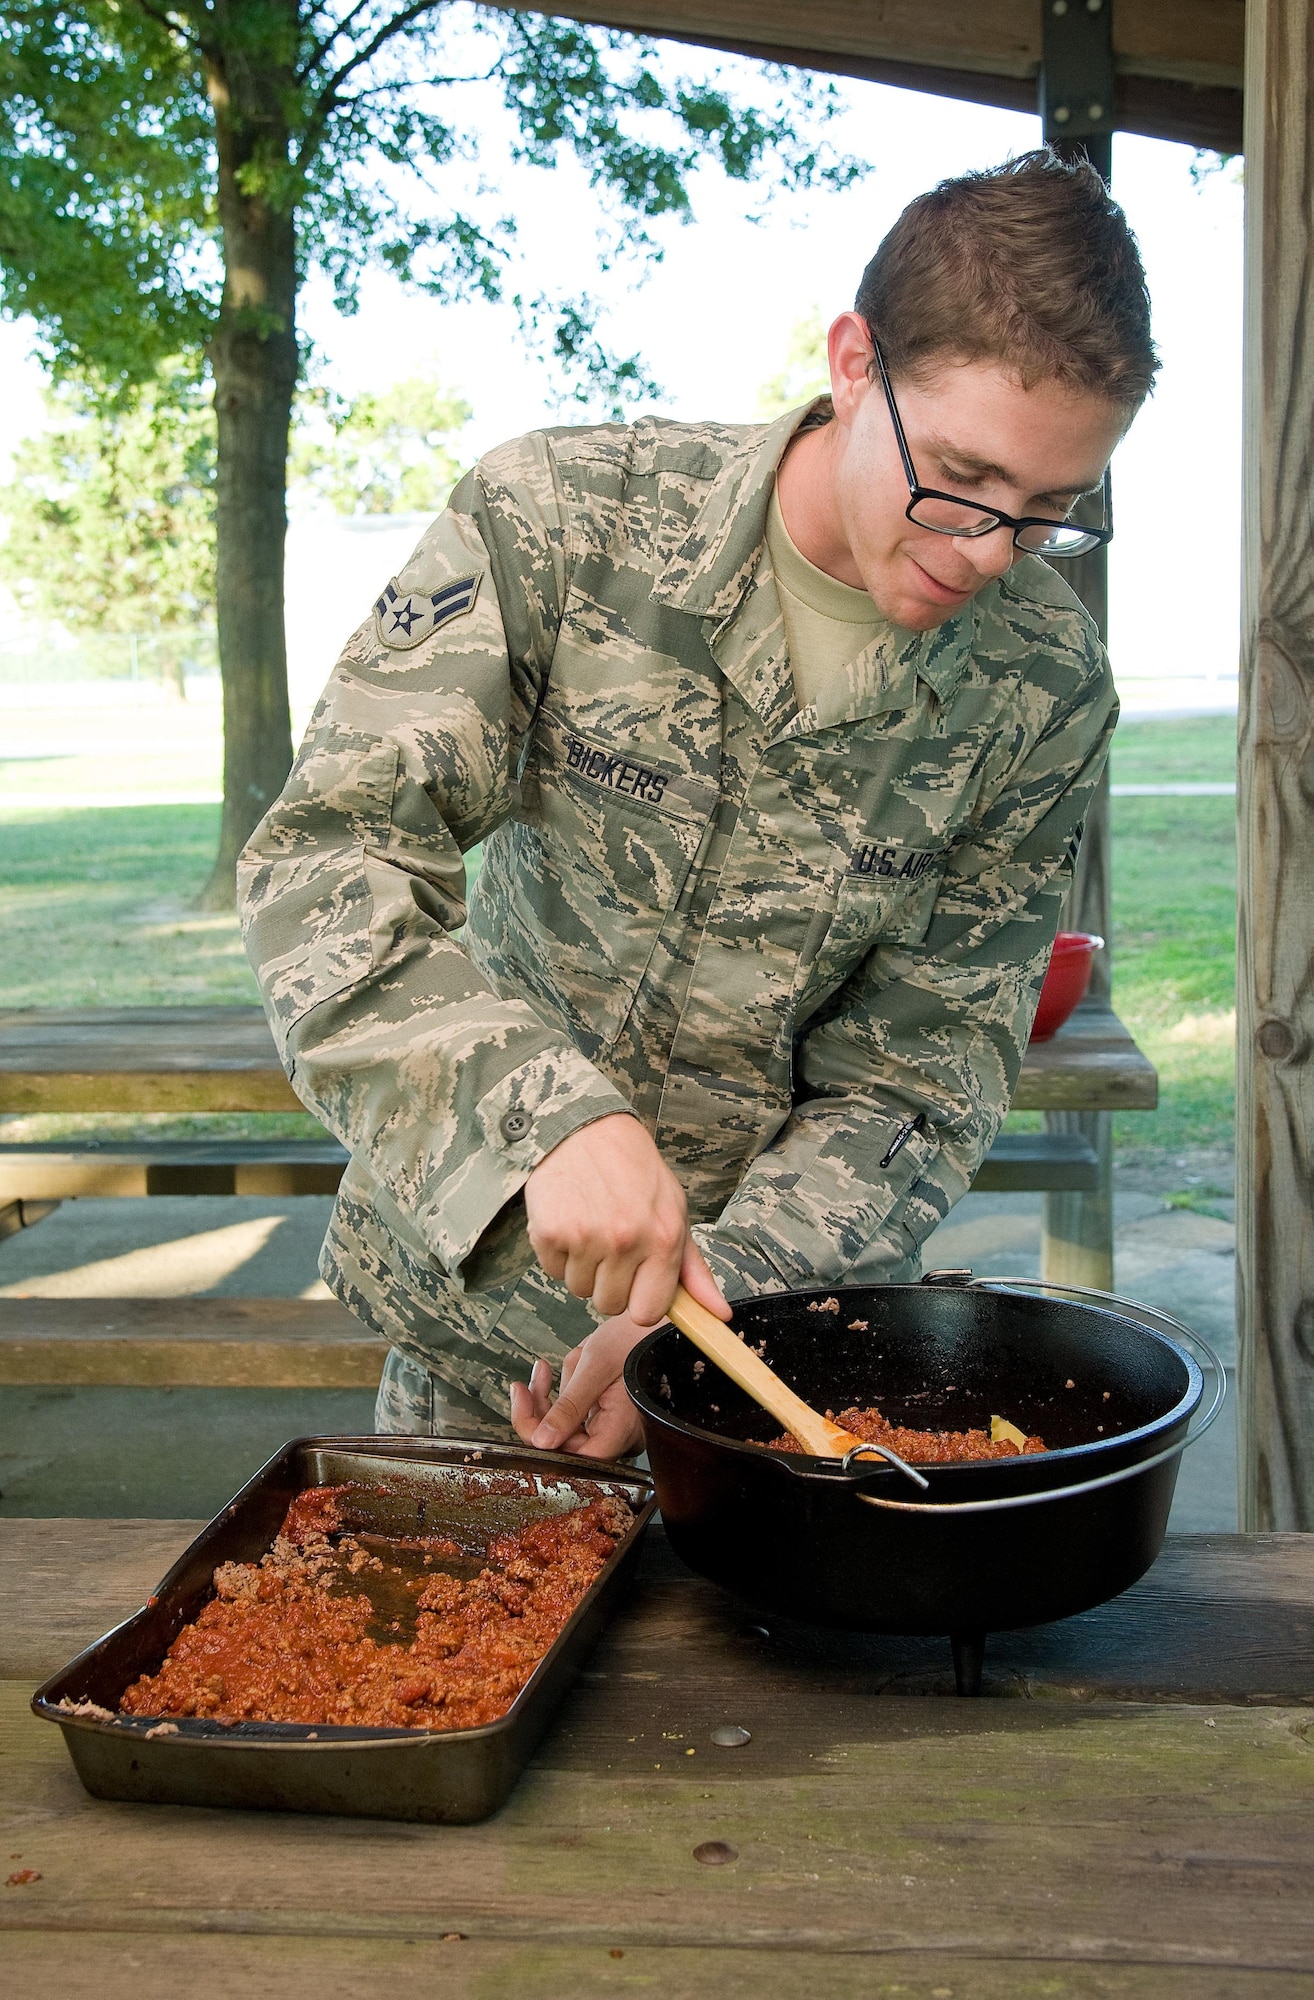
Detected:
left=0, top=1002, right=1156, bottom=1388
left=2, top=1516, right=1310, bottom=1996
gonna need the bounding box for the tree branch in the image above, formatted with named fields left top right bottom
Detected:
left=297, top=0, right=379, bottom=85
left=304, top=0, right=444, bottom=121
left=326, top=65, right=499, bottom=108
left=124, top=0, right=204, bottom=53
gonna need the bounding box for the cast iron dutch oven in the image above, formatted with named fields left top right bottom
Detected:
left=625, top=1276, right=1224, bottom=1692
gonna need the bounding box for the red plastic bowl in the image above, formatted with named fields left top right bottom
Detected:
left=1029, top=931, right=1105, bottom=1042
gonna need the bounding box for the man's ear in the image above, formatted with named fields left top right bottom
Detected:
left=828, top=312, right=875, bottom=424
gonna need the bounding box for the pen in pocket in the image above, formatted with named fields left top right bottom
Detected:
left=879, top=1112, right=928, bottom=1170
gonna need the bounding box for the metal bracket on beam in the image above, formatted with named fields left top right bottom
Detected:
left=1040, top=0, right=1115, bottom=144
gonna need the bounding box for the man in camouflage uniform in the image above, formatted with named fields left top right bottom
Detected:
left=240, top=152, right=1156, bottom=1456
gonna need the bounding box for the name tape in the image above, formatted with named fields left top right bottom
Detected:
left=849, top=842, right=943, bottom=881
left=565, top=735, right=669, bottom=806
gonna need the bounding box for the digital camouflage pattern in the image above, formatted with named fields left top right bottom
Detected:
left=240, top=400, right=1116, bottom=1427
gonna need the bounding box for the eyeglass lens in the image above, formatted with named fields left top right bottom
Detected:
left=907, top=495, right=1101, bottom=558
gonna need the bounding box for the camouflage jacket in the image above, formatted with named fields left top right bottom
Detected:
left=240, top=403, right=1116, bottom=1414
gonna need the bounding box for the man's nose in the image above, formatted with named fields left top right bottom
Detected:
left=953, top=526, right=1017, bottom=580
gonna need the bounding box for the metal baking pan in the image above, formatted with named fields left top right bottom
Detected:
left=33, top=1436, right=655, bottom=1824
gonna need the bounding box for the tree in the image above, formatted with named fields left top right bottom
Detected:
left=756, top=308, right=830, bottom=419
left=0, top=368, right=216, bottom=695
left=291, top=376, right=472, bottom=516
left=0, top=5, right=860, bottom=903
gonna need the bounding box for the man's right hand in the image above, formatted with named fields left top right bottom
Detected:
left=522, top=1112, right=727, bottom=1327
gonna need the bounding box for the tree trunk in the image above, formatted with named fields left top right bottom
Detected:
left=198, top=7, right=299, bottom=908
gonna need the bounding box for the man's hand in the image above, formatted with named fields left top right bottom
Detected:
left=523, top=1112, right=715, bottom=1326
left=514, top=1115, right=730, bottom=1457
left=510, top=1263, right=730, bottom=1460
left=510, top=1314, right=652, bottom=1459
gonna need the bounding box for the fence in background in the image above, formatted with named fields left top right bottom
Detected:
left=0, top=627, right=217, bottom=696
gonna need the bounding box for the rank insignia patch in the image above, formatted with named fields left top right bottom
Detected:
left=374, top=572, right=481, bottom=650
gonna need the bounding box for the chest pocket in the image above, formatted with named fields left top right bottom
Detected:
left=476, top=708, right=716, bottom=1056
left=795, top=835, right=948, bottom=1022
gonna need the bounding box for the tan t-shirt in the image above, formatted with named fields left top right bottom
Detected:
left=766, top=484, right=887, bottom=715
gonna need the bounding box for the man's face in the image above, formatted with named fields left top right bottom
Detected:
left=826, top=313, right=1129, bottom=633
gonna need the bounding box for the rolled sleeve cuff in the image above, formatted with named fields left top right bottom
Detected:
left=413, top=1042, right=636, bottom=1284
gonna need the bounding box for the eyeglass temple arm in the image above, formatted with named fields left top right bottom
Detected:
left=868, top=334, right=920, bottom=494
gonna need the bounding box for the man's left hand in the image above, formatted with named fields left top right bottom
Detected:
left=510, top=1235, right=729, bottom=1459
left=509, top=1312, right=654, bottom=1460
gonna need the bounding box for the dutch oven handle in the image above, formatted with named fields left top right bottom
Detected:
left=850, top=1276, right=1227, bottom=1516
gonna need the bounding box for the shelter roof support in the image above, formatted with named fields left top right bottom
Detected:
left=1038, top=9, right=1114, bottom=1296
left=1237, top=0, right=1314, bottom=1530
left=494, top=1, right=1244, bottom=153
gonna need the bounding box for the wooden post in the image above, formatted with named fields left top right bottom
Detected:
left=1041, top=115, right=1115, bottom=1292
left=1236, top=0, right=1314, bottom=1531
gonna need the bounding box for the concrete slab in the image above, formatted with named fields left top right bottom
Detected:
left=0, top=1383, right=378, bottom=1518
left=0, top=1195, right=335, bottom=1298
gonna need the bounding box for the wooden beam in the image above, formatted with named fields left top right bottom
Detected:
left=0, top=1297, right=383, bottom=1387
left=1236, top=0, right=1314, bottom=1530
left=488, top=1, right=1245, bottom=152
left=495, top=0, right=1244, bottom=86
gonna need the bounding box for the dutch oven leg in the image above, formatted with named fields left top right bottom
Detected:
left=950, top=1630, right=987, bottom=1697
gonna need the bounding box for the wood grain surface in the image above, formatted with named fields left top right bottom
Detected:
left=0, top=1299, right=383, bottom=1389
left=5, top=1935, right=1312, bottom=2000
left=1012, top=1006, right=1158, bottom=1112
left=0, top=1140, right=347, bottom=1201
left=0, top=1008, right=300, bottom=1113
left=6, top=1518, right=1314, bottom=1704
left=0, top=1004, right=1157, bottom=1114
left=4, top=1521, right=1313, bottom=1993
left=3, top=1678, right=1311, bottom=1969
left=1237, top=0, right=1314, bottom=1532
left=477, top=0, right=1245, bottom=85
left=470, top=2, right=1244, bottom=152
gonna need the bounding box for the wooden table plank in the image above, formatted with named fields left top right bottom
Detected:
left=0, top=1003, right=1157, bottom=1115
left=0, top=1299, right=384, bottom=1390
left=0, top=1141, right=347, bottom=1201
left=4, top=1522, right=1312, bottom=1986
left=0, top=1008, right=301, bottom=1113
left=5, top=1519, right=1313, bottom=1708
left=4, top=1683, right=1312, bottom=1969
left=1013, top=1005, right=1158, bottom=1112
left=4, top=1935, right=1308, bottom=2000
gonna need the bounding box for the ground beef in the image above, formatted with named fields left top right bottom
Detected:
left=768, top=1405, right=1047, bottom=1463
left=119, top=1485, right=632, bottom=1732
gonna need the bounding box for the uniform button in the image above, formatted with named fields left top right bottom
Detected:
left=500, top=1109, right=532, bottom=1142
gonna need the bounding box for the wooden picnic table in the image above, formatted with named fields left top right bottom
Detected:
left=2, top=1517, right=1311, bottom=1996
left=0, top=1001, right=1158, bottom=1116
left=0, top=1000, right=1157, bottom=1296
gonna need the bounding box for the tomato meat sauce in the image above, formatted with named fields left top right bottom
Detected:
left=768, top=1406, right=1047, bottom=1463
left=119, top=1483, right=632, bottom=1732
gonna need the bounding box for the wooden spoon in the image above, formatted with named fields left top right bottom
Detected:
left=665, top=1283, right=869, bottom=1458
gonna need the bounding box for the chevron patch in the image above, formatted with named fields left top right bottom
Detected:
left=374, top=571, right=481, bottom=650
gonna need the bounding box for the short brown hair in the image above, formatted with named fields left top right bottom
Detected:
left=855, top=150, right=1157, bottom=411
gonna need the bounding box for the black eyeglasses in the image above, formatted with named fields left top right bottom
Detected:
left=868, top=336, right=1112, bottom=559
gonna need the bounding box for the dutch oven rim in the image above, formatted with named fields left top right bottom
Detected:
left=625, top=1279, right=1206, bottom=1492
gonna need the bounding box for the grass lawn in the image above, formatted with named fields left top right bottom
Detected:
left=1106, top=714, right=1236, bottom=1169
left=0, top=802, right=256, bottom=1009
left=0, top=713, right=1237, bottom=1166
left=0, top=801, right=318, bottom=1143
left=1110, top=711, right=1236, bottom=785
